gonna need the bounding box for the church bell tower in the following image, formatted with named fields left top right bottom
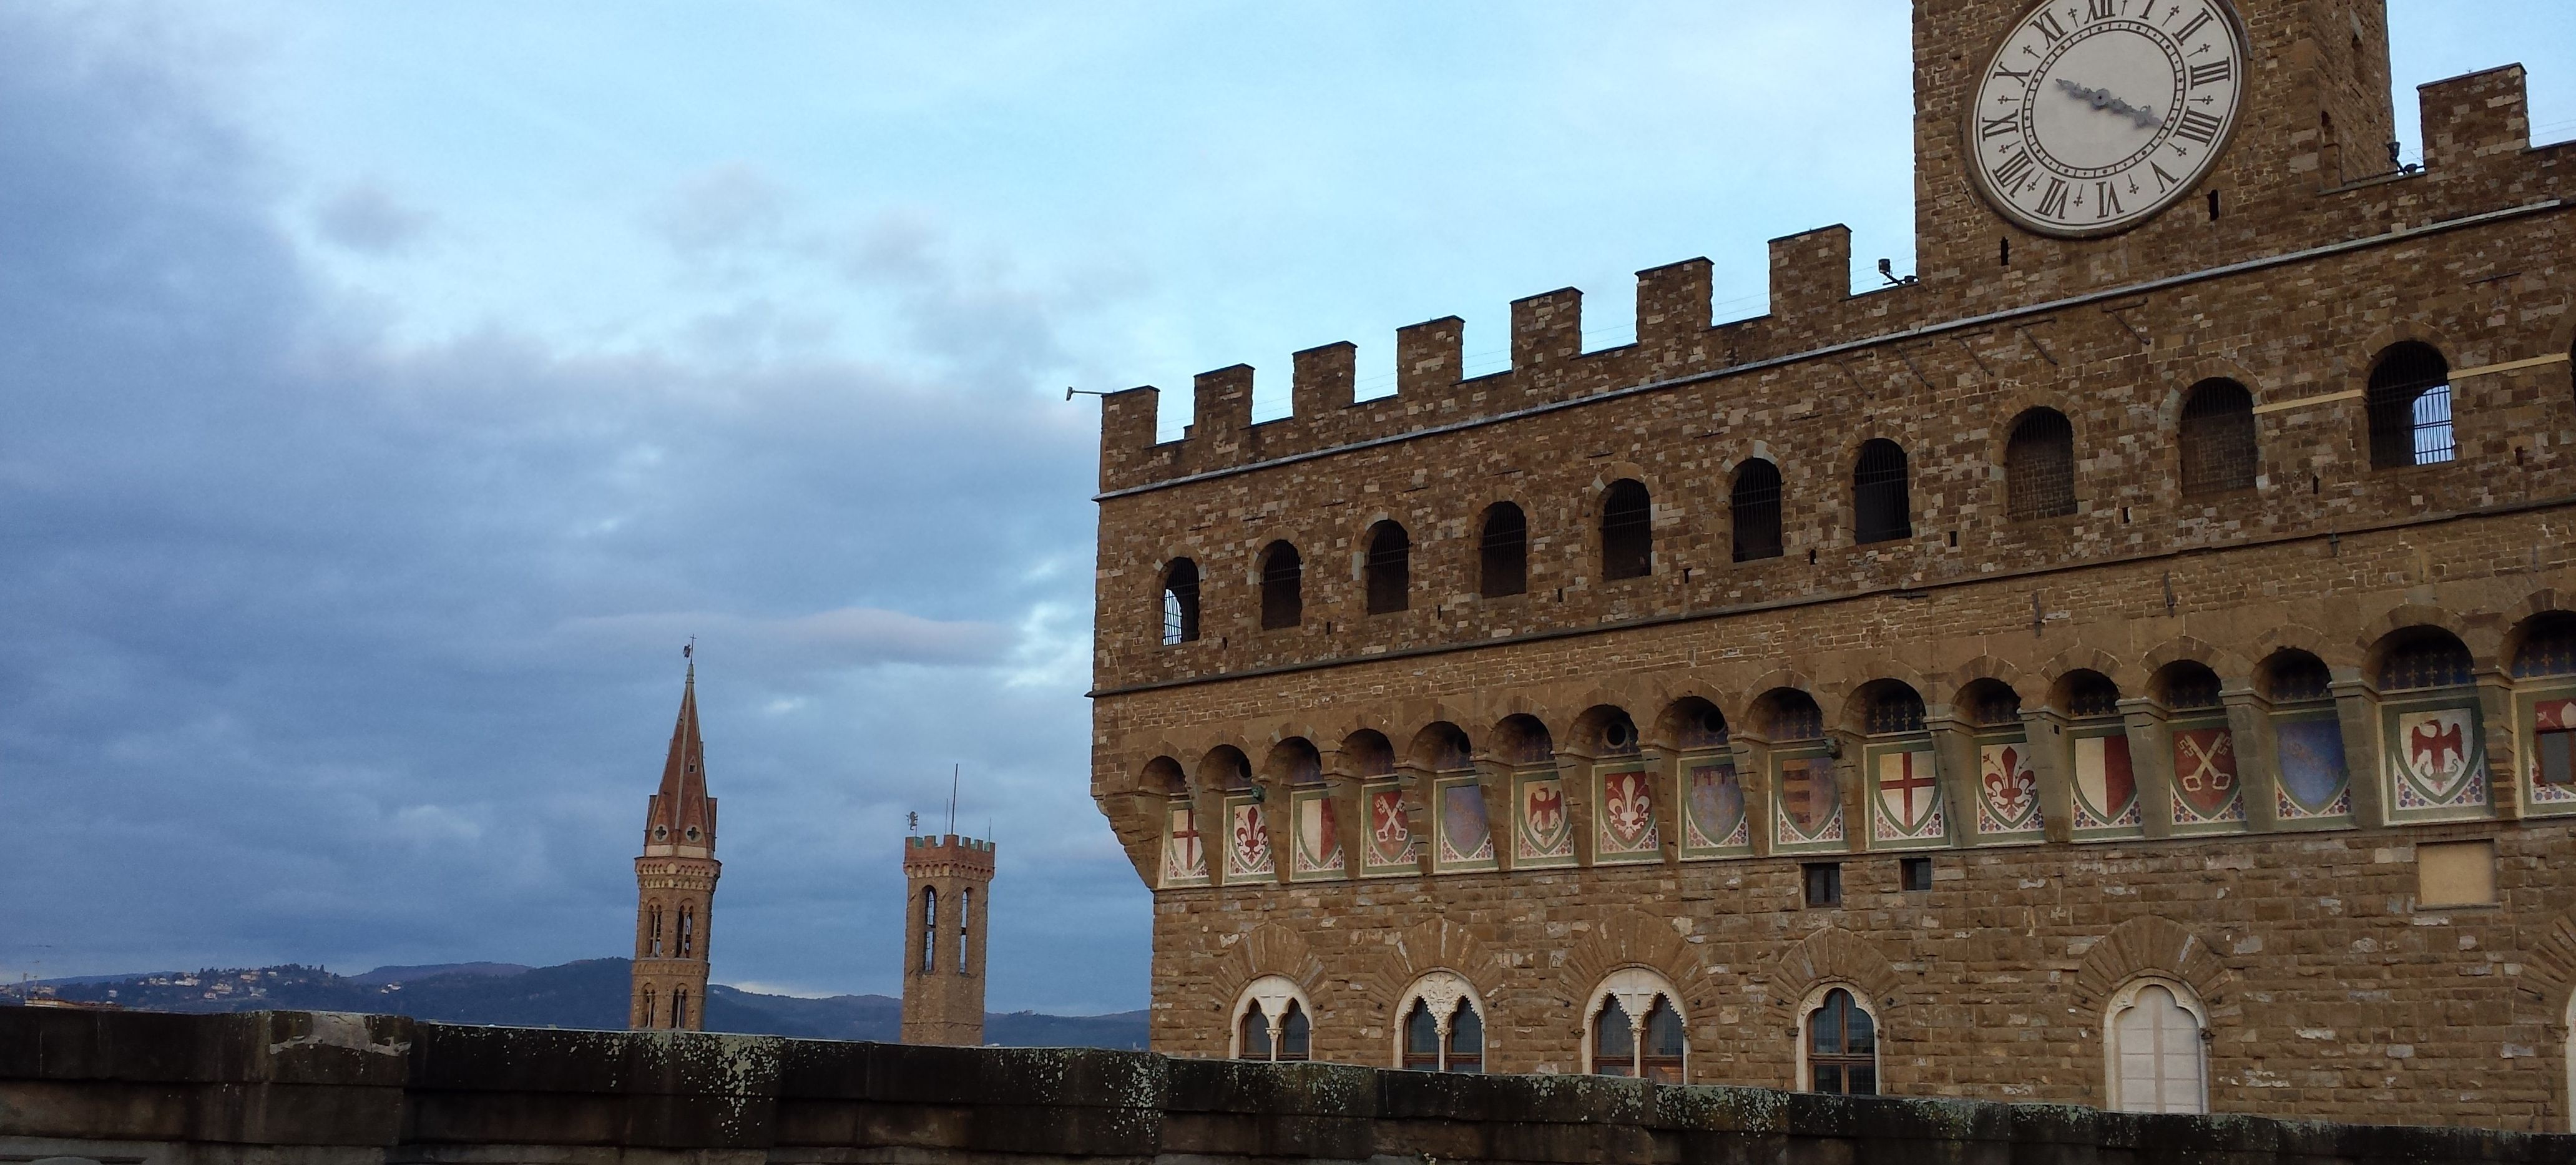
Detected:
left=630, top=657, right=719, bottom=1030
left=900, top=827, right=994, bottom=1045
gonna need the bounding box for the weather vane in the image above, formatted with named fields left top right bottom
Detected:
left=908, top=811, right=919, bottom=834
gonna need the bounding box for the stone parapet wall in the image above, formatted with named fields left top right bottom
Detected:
left=2, top=1007, right=2569, bottom=1165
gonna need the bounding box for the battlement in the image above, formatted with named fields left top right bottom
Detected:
left=1095, top=54, right=2560, bottom=499
left=903, top=833, right=996, bottom=875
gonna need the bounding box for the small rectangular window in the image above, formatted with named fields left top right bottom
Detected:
left=2416, top=839, right=2496, bottom=907
left=2539, top=729, right=2575, bottom=787
left=1803, top=862, right=1842, bottom=908
left=1900, top=856, right=1933, bottom=893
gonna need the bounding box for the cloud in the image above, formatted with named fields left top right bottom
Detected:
left=314, top=182, right=434, bottom=254
left=652, top=162, right=793, bottom=257
left=0, top=5, right=1143, bottom=1011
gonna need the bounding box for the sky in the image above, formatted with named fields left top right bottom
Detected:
left=4, top=2, right=2570, bottom=1015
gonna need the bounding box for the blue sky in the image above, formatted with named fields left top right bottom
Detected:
left=4, top=2, right=2570, bottom=1013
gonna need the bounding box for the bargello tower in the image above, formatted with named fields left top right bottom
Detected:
left=630, top=658, right=718, bottom=1031
left=899, top=828, right=994, bottom=1045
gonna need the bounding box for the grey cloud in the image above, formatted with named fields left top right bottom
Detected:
left=652, top=162, right=793, bottom=257
left=0, top=6, right=1144, bottom=1013
left=314, top=182, right=433, bottom=254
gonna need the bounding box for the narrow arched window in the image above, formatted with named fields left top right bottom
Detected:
left=2005, top=408, right=2077, bottom=521
left=1275, top=1000, right=1311, bottom=1061
left=1853, top=440, right=1912, bottom=544
left=1592, top=996, right=1636, bottom=1076
left=646, top=903, right=664, bottom=958
left=1259, top=541, right=1302, bottom=629
left=639, top=987, right=655, bottom=1028
left=919, top=887, right=938, bottom=974
left=1238, top=1005, right=1272, bottom=1060
left=2367, top=342, right=2455, bottom=468
left=1602, top=479, right=1652, bottom=579
left=672, top=987, right=688, bottom=1029
left=1479, top=503, right=1527, bottom=598
left=1402, top=1000, right=1441, bottom=1070
left=1365, top=520, right=1410, bottom=614
left=1805, top=988, right=1878, bottom=1094
left=678, top=906, right=695, bottom=958
left=957, top=887, right=972, bottom=974
left=1447, top=1000, right=1484, bottom=1073
left=2110, top=983, right=2206, bottom=1113
left=1160, top=559, right=1200, bottom=645
left=1731, top=459, right=1784, bottom=562
left=1640, top=996, right=1686, bottom=1083
left=2178, top=379, right=2257, bottom=496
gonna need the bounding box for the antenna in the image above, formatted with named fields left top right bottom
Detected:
left=948, top=764, right=960, bottom=837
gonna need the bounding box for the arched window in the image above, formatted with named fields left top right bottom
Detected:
left=671, top=987, right=688, bottom=1030
left=1864, top=682, right=1926, bottom=735
left=1803, top=987, right=1878, bottom=1095
left=1231, top=975, right=1313, bottom=1063
left=2155, top=661, right=2224, bottom=711
left=1585, top=969, right=1685, bottom=1081
left=2005, top=408, right=2077, bottom=521
left=1731, top=459, right=1783, bottom=562
left=2107, top=980, right=2207, bottom=1113
left=1479, top=502, right=1527, bottom=598
left=678, top=906, right=695, bottom=957
left=1160, top=559, right=1200, bottom=645
left=919, top=887, right=938, bottom=974
left=646, top=903, right=664, bottom=958
left=2262, top=649, right=2333, bottom=702
left=1365, top=520, right=1410, bottom=614
left=1963, top=679, right=2022, bottom=725
left=639, top=986, right=655, bottom=1028
left=1765, top=689, right=1825, bottom=742
left=2375, top=627, right=2474, bottom=691
left=2062, top=670, right=2122, bottom=718
left=1853, top=439, right=1912, bottom=544
left=2366, top=342, right=2456, bottom=468
left=2514, top=616, right=2576, bottom=794
left=1258, top=541, right=1303, bottom=630
left=1602, top=479, right=1652, bottom=580
left=2179, top=379, right=2258, bottom=496
left=1394, top=971, right=1486, bottom=1073
left=957, top=887, right=972, bottom=973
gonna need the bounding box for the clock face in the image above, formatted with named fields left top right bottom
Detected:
left=1966, top=0, right=2248, bottom=237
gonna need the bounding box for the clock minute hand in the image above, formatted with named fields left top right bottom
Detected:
left=2053, top=77, right=2159, bottom=129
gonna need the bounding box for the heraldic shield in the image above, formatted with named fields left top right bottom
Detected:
left=2072, top=732, right=2139, bottom=831
left=1683, top=759, right=1749, bottom=853
left=1597, top=767, right=1658, bottom=856
left=1437, top=780, right=1496, bottom=865
left=2169, top=725, right=2241, bottom=823
left=1775, top=755, right=1843, bottom=845
left=1977, top=740, right=2042, bottom=836
left=1515, top=773, right=1573, bottom=862
left=2389, top=705, right=2485, bottom=815
left=1363, top=783, right=1415, bottom=870
left=1291, top=790, right=1341, bottom=875
left=2273, top=717, right=2350, bottom=818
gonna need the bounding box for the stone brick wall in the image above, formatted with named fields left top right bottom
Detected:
left=4, top=1007, right=2569, bottom=1165
left=1085, top=0, right=2576, bottom=1135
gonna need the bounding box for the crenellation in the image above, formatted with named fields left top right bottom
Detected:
left=1508, top=287, right=1585, bottom=382
left=1289, top=340, right=1356, bottom=422
left=1767, top=224, right=1854, bottom=323
left=1190, top=365, right=1255, bottom=459
left=2420, top=66, right=2532, bottom=173
left=1394, top=314, right=1465, bottom=404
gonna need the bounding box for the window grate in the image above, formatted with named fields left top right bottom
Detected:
left=1602, top=479, right=1653, bottom=579
left=1260, top=542, right=1303, bottom=630
left=1853, top=440, right=1912, bottom=544
left=2513, top=620, right=2576, bottom=677
left=2006, top=409, right=2077, bottom=521
left=2065, top=672, right=2122, bottom=718
left=2178, top=380, right=2258, bottom=496
left=1479, top=503, right=1527, bottom=597
left=2366, top=343, right=2456, bottom=469
left=2264, top=652, right=2333, bottom=702
left=1866, top=687, right=1926, bottom=734
left=1365, top=521, right=1410, bottom=614
left=1731, top=460, right=1784, bottom=561
left=2377, top=632, right=2472, bottom=690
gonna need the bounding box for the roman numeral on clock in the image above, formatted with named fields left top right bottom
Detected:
left=2173, top=108, right=2223, bottom=145
left=2188, top=59, right=2231, bottom=88
left=2035, top=178, right=2070, bottom=218
left=1993, top=149, right=2039, bottom=189
left=2151, top=161, right=2182, bottom=192
left=2087, top=0, right=2119, bottom=21
left=2028, top=11, right=2067, bottom=44
left=2095, top=182, right=2125, bottom=219
left=1981, top=114, right=2018, bottom=140
left=2172, top=9, right=2213, bottom=42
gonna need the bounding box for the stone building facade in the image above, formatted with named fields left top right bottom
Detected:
left=901, top=832, right=996, bottom=1046
left=631, top=660, right=719, bottom=1031
left=1086, top=0, right=2576, bottom=1133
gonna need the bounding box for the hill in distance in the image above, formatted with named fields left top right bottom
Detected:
left=7, top=960, right=1144, bottom=1049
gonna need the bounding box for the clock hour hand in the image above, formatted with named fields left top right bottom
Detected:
left=2053, top=77, right=2160, bottom=129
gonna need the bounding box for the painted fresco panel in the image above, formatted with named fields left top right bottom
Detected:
left=1161, top=799, right=1210, bottom=888
left=1976, top=736, right=2044, bottom=842
left=1360, top=780, right=1417, bottom=876
left=1512, top=770, right=1575, bottom=867
left=1865, top=741, right=1946, bottom=848
left=2168, top=720, right=2246, bottom=831
left=1771, top=750, right=1845, bottom=853
left=2522, top=691, right=2576, bottom=814
left=2070, top=728, right=2143, bottom=840
left=1289, top=788, right=1344, bottom=878
left=1593, top=764, right=1660, bottom=864
left=2383, top=699, right=2489, bottom=822
left=1432, top=775, right=1497, bottom=872
left=1679, top=753, right=1751, bottom=858
left=2272, top=712, right=2353, bottom=822
left=1224, top=796, right=1273, bottom=880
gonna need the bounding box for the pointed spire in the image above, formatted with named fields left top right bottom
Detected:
left=643, top=651, right=715, bottom=854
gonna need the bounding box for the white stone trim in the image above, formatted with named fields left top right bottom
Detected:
left=2103, top=975, right=2209, bottom=1114
left=1793, top=981, right=1881, bottom=1093
left=1226, top=974, right=1313, bottom=1061
left=1579, top=966, right=1685, bottom=1078
left=1391, top=969, right=1487, bottom=1070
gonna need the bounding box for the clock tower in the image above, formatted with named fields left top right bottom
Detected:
left=1913, top=0, right=2394, bottom=296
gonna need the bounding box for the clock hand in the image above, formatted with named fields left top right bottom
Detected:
left=2052, top=77, right=2160, bottom=129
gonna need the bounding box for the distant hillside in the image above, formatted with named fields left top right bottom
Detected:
left=6, top=961, right=1145, bottom=1049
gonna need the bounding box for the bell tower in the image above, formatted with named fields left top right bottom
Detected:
left=899, top=826, right=995, bottom=1046
left=630, top=656, right=718, bottom=1031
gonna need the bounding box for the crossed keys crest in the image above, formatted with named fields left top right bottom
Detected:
left=2174, top=730, right=2236, bottom=793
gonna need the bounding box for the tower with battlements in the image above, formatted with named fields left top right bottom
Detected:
left=630, top=661, right=718, bottom=1031
left=901, top=832, right=994, bottom=1046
